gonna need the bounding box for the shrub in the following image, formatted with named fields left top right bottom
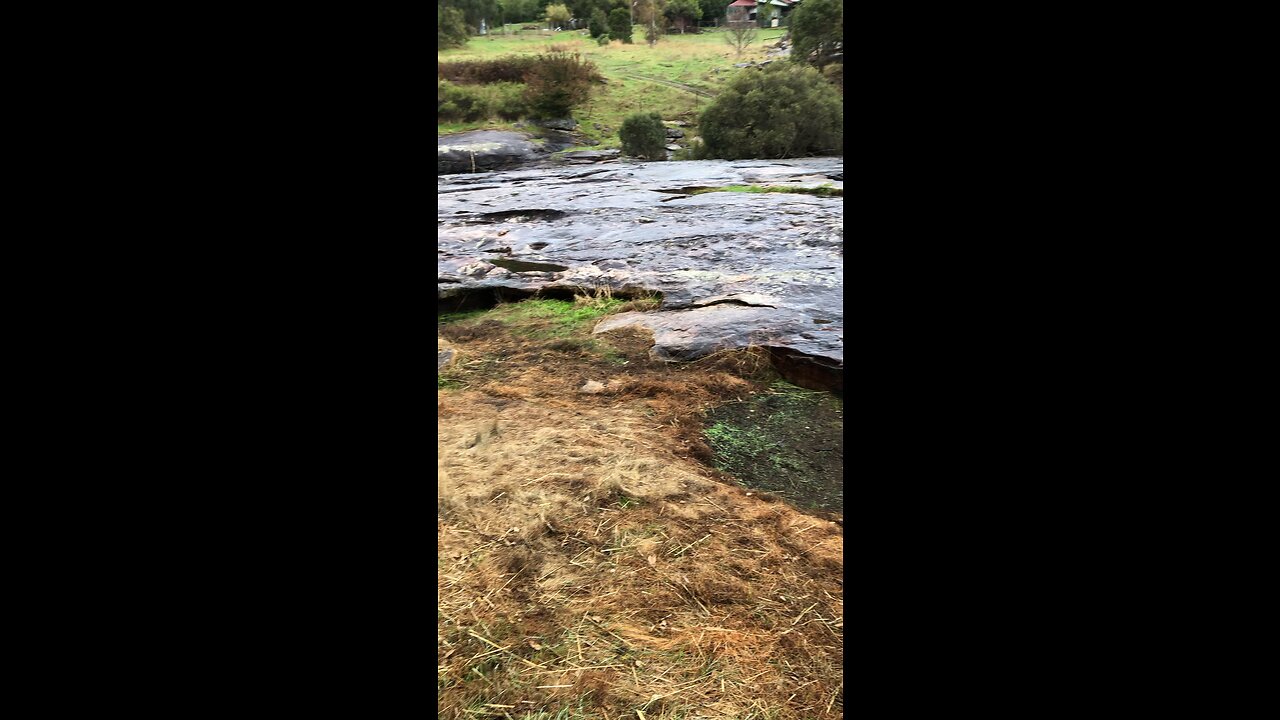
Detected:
left=438, top=6, right=469, bottom=49
left=437, top=55, right=539, bottom=84
left=608, top=8, right=633, bottom=43
left=438, top=81, right=530, bottom=122
left=589, top=9, right=608, bottom=39
left=545, top=2, right=572, bottom=29
left=619, top=112, right=668, bottom=160
left=522, top=52, right=601, bottom=119
left=695, top=63, right=842, bottom=159
left=790, top=0, right=843, bottom=70
left=723, top=21, right=756, bottom=57
left=822, top=62, right=843, bottom=91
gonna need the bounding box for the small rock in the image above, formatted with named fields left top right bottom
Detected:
left=580, top=380, right=606, bottom=394
left=540, top=118, right=577, bottom=131
left=636, top=217, right=655, bottom=223
left=438, top=348, right=456, bottom=372
left=665, top=128, right=685, bottom=138
left=665, top=144, right=681, bottom=151
left=457, top=261, right=495, bottom=276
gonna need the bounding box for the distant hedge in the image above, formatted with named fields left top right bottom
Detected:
left=438, top=81, right=530, bottom=122
left=438, top=56, right=540, bottom=84
left=437, top=53, right=602, bottom=123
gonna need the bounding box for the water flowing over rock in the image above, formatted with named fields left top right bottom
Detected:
left=438, top=158, right=844, bottom=391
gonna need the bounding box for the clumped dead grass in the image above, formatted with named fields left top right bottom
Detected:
left=439, top=299, right=843, bottom=718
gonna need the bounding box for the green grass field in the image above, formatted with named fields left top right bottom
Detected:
left=438, top=26, right=788, bottom=150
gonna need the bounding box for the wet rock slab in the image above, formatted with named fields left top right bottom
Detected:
left=437, top=158, right=844, bottom=386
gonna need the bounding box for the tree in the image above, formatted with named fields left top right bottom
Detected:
left=789, top=0, right=843, bottom=70
left=442, top=0, right=499, bottom=33
left=439, top=5, right=470, bottom=48
left=503, top=0, right=541, bottom=22
left=619, top=112, right=668, bottom=160
left=588, top=8, right=608, bottom=37
left=607, top=8, right=633, bottom=42
left=634, top=0, right=667, bottom=46
left=566, top=0, right=595, bottom=23
left=723, top=21, right=756, bottom=57
left=697, top=0, right=725, bottom=27
left=758, top=3, right=777, bottom=29
left=664, top=0, right=701, bottom=34
left=696, top=63, right=842, bottom=159
left=545, top=2, right=571, bottom=28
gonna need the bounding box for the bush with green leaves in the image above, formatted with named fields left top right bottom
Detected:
left=619, top=112, right=668, bottom=160
left=695, top=63, right=842, bottom=159
left=437, top=55, right=539, bottom=84
left=438, top=6, right=469, bottom=49
left=545, top=2, right=572, bottom=28
left=608, top=8, right=633, bottom=43
left=588, top=9, right=608, bottom=38
left=522, top=52, right=601, bottom=119
left=438, top=81, right=529, bottom=122
left=790, top=0, right=843, bottom=70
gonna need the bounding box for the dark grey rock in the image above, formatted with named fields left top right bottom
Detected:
left=438, top=131, right=544, bottom=175
left=560, top=149, right=620, bottom=161
left=539, top=118, right=578, bottom=131
left=665, top=128, right=685, bottom=139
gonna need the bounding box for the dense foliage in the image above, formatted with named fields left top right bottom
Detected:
left=522, top=52, right=602, bottom=118
left=438, top=6, right=469, bottom=48
left=665, top=0, right=702, bottom=33
left=697, top=0, right=725, bottom=24
left=439, top=0, right=498, bottom=33
left=789, top=0, right=843, bottom=70
left=608, top=8, right=633, bottom=42
left=695, top=64, right=842, bottom=159
left=438, top=81, right=529, bottom=121
left=544, top=2, right=572, bottom=28
left=619, top=112, right=668, bottom=160
left=588, top=8, right=608, bottom=38
left=437, top=55, right=539, bottom=84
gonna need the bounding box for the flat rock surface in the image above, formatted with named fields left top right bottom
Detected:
left=438, top=158, right=843, bottom=374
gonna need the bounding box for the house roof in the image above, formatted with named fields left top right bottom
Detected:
left=728, top=0, right=756, bottom=6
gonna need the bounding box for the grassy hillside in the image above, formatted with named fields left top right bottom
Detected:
left=438, top=26, right=788, bottom=150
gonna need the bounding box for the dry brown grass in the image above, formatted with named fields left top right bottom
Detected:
left=438, top=303, right=843, bottom=718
